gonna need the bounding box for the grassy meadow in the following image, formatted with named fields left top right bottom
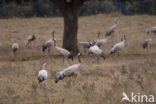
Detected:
left=0, top=14, right=156, bottom=104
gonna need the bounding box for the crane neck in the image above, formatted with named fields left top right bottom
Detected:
left=78, top=55, right=81, bottom=63
left=114, top=19, right=117, bottom=24
left=42, top=64, right=46, bottom=69
left=52, top=32, right=55, bottom=40
left=123, top=35, right=126, bottom=42
left=53, top=39, right=56, bottom=47
left=123, top=40, right=126, bottom=45
left=98, top=33, right=100, bottom=39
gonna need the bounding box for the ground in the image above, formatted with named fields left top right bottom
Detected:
left=0, top=14, right=156, bottom=104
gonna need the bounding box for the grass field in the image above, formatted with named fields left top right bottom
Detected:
left=0, top=14, right=156, bottom=104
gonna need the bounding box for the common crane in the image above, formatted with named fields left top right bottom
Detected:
left=104, top=18, right=117, bottom=37
left=55, top=53, right=82, bottom=83
left=110, top=35, right=126, bottom=55
left=42, top=31, right=55, bottom=54
left=38, top=62, right=48, bottom=83
left=53, top=39, right=73, bottom=63
left=88, top=45, right=106, bottom=60
left=93, top=32, right=107, bottom=47
left=78, top=41, right=93, bottom=52
left=12, top=42, right=19, bottom=56
left=143, top=36, right=152, bottom=49
left=25, top=35, right=36, bottom=47
left=147, top=26, right=156, bottom=35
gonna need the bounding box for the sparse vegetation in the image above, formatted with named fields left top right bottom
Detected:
left=0, top=14, right=156, bottom=104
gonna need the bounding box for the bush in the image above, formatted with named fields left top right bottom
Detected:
left=0, top=0, right=156, bottom=18
left=80, top=0, right=117, bottom=16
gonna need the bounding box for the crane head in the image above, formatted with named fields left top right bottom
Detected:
left=97, top=32, right=101, bottom=39
left=123, top=35, right=126, bottom=40
left=52, top=31, right=56, bottom=39
left=52, top=31, right=56, bottom=34
left=43, top=62, right=46, bottom=66
left=55, top=72, right=64, bottom=83
left=114, top=18, right=117, bottom=24
left=32, top=34, right=36, bottom=39
left=78, top=53, right=82, bottom=56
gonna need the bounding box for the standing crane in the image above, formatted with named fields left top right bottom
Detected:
left=25, top=35, right=36, bottom=47
left=93, top=32, right=107, bottom=47
left=38, top=62, right=48, bottom=83
left=42, top=31, right=55, bottom=54
left=53, top=39, right=73, bottom=64
left=12, top=42, right=19, bottom=56
left=78, top=41, right=93, bottom=52
left=104, top=18, right=118, bottom=37
left=110, top=35, right=126, bottom=55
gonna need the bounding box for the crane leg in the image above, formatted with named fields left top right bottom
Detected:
left=84, top=48, right=86, bottom=53
left=148, top=45, right=149, bottom=50
left=33, top=40, right=36, bottom=48
left=14, top=51, right=17, bottom=56
left=26, top=41, right=30, bottom=48
left=147, top=46, right=149, bottom=53
left=48, top=48, right=50, bottom=55
left=73, top=73, right=77, bottom=80
left=118, top=52, right=120, bottom=56
left=39, top=83, right=43, bottom=89
left=97, top=56, right=100, bottom=62
left=14, top=52, right=16, bottom=56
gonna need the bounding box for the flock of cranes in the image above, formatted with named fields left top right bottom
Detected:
left=37, top=53, right=81, bottom=83
left=11, top=18, right=155, bottom=83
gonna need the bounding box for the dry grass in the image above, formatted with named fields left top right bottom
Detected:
left=0, top=14, right=156, bottom=104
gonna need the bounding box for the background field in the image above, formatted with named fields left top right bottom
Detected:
left=0, top=14, right=156, bottom=104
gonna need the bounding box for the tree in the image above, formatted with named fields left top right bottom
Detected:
left=53, top=0, right=86, bottom=56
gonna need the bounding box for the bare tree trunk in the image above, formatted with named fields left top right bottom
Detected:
left=54, top=0, right=84, bottom=56
left=62, top=6, right=80, bottom=55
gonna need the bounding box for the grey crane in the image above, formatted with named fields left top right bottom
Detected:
left=88, top=45, right=106, bottom=60
left=78, top=41, right=93, bottom=52
left=147, top=26, right=156, bottom=35
left=42, top=31, right=55, bottom=54
left=55, top=53, right=82, bottom=83
left=142, top=36, right=152, bottom=49
left=12, top=42, right=19, bottom=56
left=25, top=35, right=36, bottom=47
left=53, top=39, right=73, bottom=63
left=104, top=18, right=117, bottom=37
left=93, top=32, right=107, bottom=47
left=38, top=62, right=48, bottom=83
left=110, top=35, right=126, bottom=55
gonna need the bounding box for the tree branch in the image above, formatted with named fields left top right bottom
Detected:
left=52, top=0, right=85, bottom=12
